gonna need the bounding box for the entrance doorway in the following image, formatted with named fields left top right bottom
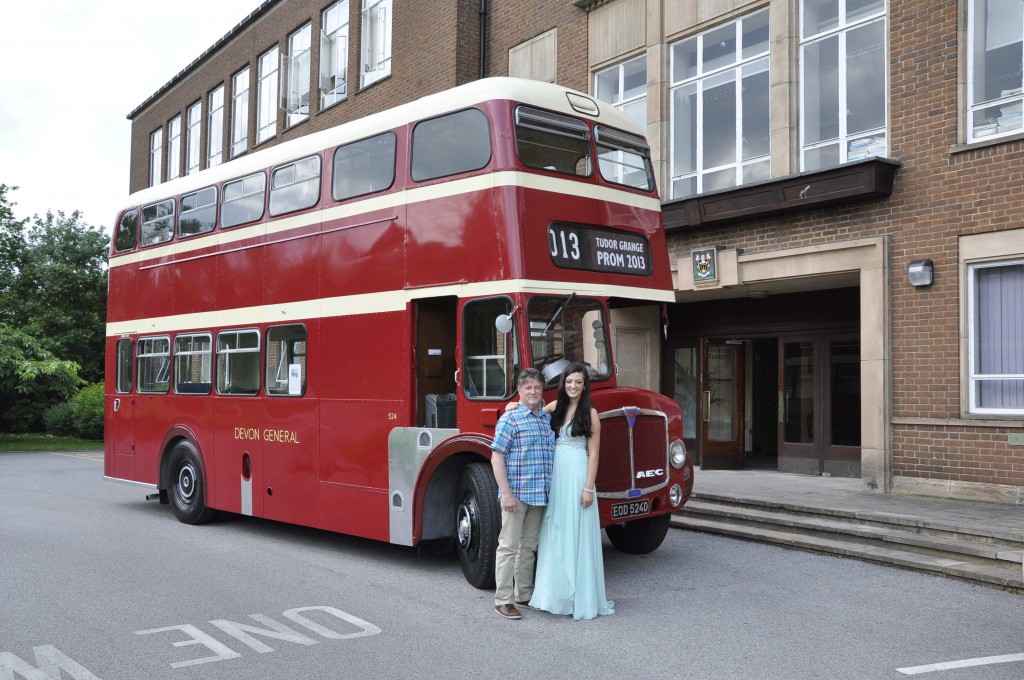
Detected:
left=664, top=289, right=861, bottom=477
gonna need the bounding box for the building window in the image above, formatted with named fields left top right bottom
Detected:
left=360, top=0, right=392, bottom=87
left=149, top=127, right=163, bottom=187
left=231, top=67, right=250, bottom=158
left=800, top=0, right=886, bottom=171
left=321, top=1, right=349, bottom=109
left=186, top=102, right=201, bottom=175
left=669, top=9, right=770, bottom=200
left=595, top=54, right=648, bottom=133
left=509, top=28, right=556, bottom=83
left=968, top=0, right=1024, bottom=142
left=968, top=259, right=1024, bottom=414
left=257, top=46, right=280, bottom=143
left=285, top=23, right=312, bottom=127
left=266, top=325, right=307, bottom=396
left=166, top=115, right=181, bottom=181
left=208, top=85, right=225, bottom=167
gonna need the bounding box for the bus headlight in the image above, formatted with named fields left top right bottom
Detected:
left=669, top=484, right=683, bottom=507
left=670, top=439, right=687, bottom=468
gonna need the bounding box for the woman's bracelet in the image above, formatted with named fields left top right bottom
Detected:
left=583, top=487, right=596, bottom=494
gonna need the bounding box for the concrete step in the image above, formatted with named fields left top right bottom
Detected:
left=691, top=491, right=1024, bottom=547
left=683, top=499, right=1024, bottom=565
left=671, top=514, right=1024, bottom=593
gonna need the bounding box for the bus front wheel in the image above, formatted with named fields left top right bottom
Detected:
left=455, top=462, right=499, bottom=589
left=167, top=441, right=216, bottom=525
left=605, top=513, right=671, bottom=554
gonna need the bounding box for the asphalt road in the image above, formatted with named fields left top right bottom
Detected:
left=2, top=451, right=1022, bottom=679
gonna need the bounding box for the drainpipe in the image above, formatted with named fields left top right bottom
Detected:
left=479, top=0, right=487, bottom=79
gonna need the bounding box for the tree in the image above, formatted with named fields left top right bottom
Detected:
left=0, top=323, right=84, bottom=432
left=0, top=187, right=109, bottom=383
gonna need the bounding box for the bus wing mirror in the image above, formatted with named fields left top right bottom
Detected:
left=495, top=314, right=513, bottom=334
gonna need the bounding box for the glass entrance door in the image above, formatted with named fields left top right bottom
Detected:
left=700, top=339, right=744, bottom=469
left=778, top=339, right=818, bottom=474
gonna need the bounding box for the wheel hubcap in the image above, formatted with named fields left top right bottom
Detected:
left=457, top=497, right=477, bottom=551
left=177, top=463, right=196, bottom=504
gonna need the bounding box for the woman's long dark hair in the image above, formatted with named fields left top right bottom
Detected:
left=550, top=362, right=592, bottom=438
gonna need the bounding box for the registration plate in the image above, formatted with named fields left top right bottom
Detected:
left=611, top=499, right=650, bottom=519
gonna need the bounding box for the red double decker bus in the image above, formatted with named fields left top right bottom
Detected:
left=104, top=77, right=693, bottom=587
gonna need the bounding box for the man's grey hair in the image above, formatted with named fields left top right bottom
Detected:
left=517, top=367, right=542, bottom=387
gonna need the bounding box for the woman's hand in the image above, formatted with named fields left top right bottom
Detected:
left=504, top=401, right=519, bottom=412
left=581, top=488, right=594, bottom=508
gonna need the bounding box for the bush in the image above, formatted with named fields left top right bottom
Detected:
left=2, top=400, right=48, bottom=433
left=43, top=401, right=76, bottom=436
left=71, top=382, right=105, bottom=440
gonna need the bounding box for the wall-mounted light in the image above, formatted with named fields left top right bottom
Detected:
left=908, top=259, right=934, bottom=287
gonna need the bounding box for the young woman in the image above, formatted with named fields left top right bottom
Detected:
left=527, top=362, right=614, bottom=620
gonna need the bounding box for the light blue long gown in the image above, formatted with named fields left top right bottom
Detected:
left=529, top=423, right=614, bottom=620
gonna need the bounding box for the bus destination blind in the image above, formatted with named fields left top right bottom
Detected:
left=548, top=222, right=652, bottom=276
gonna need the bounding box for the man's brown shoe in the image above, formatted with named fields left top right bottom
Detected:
left=515, top=600, right=533, bottom=609
left=495, top=604, right=522, bottom=620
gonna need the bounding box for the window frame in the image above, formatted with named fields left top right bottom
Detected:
left=166, top=115, right=182, bottom=181
left=321, top=0, right=350, bottom=110
left=257, top=45, right=280, bottom=144
left=594, top=54, right=648, bottom=133
left=217, top=329, right=262, bottom=396
left=513, top=105, right=592, bottom=178
left=966, top=0, right=1024, bottom=143
left=231, top=67, right=250, bottom=158
left=799, top=0, right=887, bottom=171
left=360, top=0, right=392, bottom=88
left=178, top=186, right=218, bottom=238
left=116, top=338, right=133, bottom=394
left=332, top=131, right=396, bottom=201
left=208, top=85, right=225, bottom=168
left=462, top=296, right=519, bottom=401
left=186, top=101, right=202, bottom=175
left=140, top=199, right=175, bottom=248
left=285, top=23, right=312, bottom=128
left=269, top=154, right=322, bottom=216
left=174, top=333, right=213, bottom=396
left=137, top=335, right=171, bottom=394
left=411, top=108, right=492, bottom=182
left=149, top=127, right=163, bottom=187
left=114, top=208, right=139, bottom=253
left=265, top=324, right=308, bottom=397
left=669, top=8, right=771, bottom=200
left=221, top=171, right=267, bottom=228
left=966, top=257, right=1024, bottom=415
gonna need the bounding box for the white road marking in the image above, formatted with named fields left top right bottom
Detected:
left=47, top=452, right=103, bottom=462
left=897, top=652, right=1024, bottom=675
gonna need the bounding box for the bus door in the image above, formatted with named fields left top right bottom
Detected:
left=459, top=296, right=519, bottom=432
left=108, top=338, right=135, bottom=479
left=699, top=338, right=744, bottom=469
left=414, top=297, right=458, bottom=428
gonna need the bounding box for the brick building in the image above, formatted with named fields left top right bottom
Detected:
left=127, top=0, right=1024, bottom=504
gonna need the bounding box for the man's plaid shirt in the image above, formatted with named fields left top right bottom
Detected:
left=491, top=404, right=555, bottom=506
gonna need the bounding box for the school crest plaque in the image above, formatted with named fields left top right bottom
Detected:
left=691, top=247, right=718, bottom=283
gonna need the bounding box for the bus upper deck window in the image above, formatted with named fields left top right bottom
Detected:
left=140, top=200, right=175, bottom=248
left=411, top=108, right=491, bottom=182
left=221, top=172, right=266, bottom=228
left=595, top=125, right=655, bottom=191
left=178, top=186, right=218, bottom=238
left=333, top=132, right=396, bottom=201
left=269, top=155, right=321, bottom=216
left=114, top=208, right=139, bottom=252
left=514, top=107, right=592, bottom=177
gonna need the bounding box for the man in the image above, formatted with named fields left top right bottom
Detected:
left=490, top=368, right=555, bottom=620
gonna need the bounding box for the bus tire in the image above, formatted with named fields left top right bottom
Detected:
left=605, top=513, right=671, bottom=554
left=167, top=441, right=216, bottom=525
left=455, top=462, right=499, bottom=589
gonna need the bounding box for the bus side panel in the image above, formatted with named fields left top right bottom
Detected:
left=320, top=213, right=404, bottom=298
left=262, top=395, right=320, bottom=527
left=318, top=310, right=408, bottom=540
left=172, top=255, right=217, bottom=316
left=217, top=240, right=265, bottom=313
left=264, top=227, right=320, bottom=306
left=137, top=256, right=176, bottom=323
left=406, top=188, right=506, bottom=288
left=132, top=395, right=175, bottom=485
left=213, top=397, right=263, bottom=517
left=106, top=261, right=136, bottom=325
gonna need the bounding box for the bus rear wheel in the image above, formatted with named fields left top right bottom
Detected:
left=455, top=462, right=499, bottom=589
left=605, top=513, right=671, bottom=554
left=168, top=441, right=216, bottom=525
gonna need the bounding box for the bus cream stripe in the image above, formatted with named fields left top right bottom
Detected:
left=105, top=279, right=673, bottom=336
left=109, top=172, right=660, bottom=269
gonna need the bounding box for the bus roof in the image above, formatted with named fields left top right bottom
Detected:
left=121, top=78, right=647, bottom=212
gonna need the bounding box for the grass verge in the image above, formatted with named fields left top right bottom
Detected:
left=0, top=434, right=103, bottom=452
